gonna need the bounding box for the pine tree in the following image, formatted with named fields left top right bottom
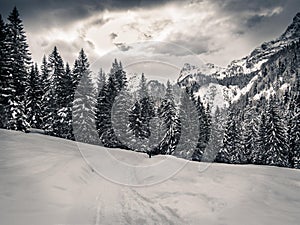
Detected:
left=253, top=112, right=268, bottom=165
left=174, top=87, right=199, bottom=159
left=264, top=97, right=288, bottom=167
left=4, top=7, right=31, bottom=131
left=240, top=102, right=258, bottom=164
left=72, top=49, right=98, bottom=144
left=111, top=87, right=132, bottom=149
left=26, top=64, right=43, bottom=128
left=205, top=103, right=212, bottom=143
left=43, top=46, right=65, bottom=136
left=95, top=59, right=127, bottom=147
left=113, top=60, right=127, bottom=92
left=40, top=55, right=51, bottom=129
left=97, top=68, right=106, bottom=93
left=217, top=105, right=241, bottom=163
left=99, top=69, right=120, bottom=147
left=157, top=81, right=180, bottom=155
left=49, top=47, right=65, bottom=108
left=95, top=81, right=110, bottom=142
left=140, top=74, right=155, bottom=138
left=0, top=14, right=15, bottom=129
left=288, top=79, right=300, bottom=168
left=56, top=63, right=74, bottom=139
left=204, top=106, right=224, bottom=162
left=129, top=101, right=143, bottom=138
left=192, top=95, right=210, bottom=161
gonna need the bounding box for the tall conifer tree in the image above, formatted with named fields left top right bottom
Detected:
left=5, top=7, right=31, bottom=131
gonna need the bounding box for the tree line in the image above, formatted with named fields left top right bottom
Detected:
left=0, top=7, right=212, bottom=159
left=0, top=7, right=299, bottom=169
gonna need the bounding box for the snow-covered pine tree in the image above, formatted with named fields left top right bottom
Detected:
left=264, top=96, right=288, bottom=167
left=94, top=69, right=106, bottom=143
left=97, top=68, right=106, bottom=93
left=204, top=106, right=224, bottom=162
left=156, top=81, right=180, bottom=155
left=40, top=55, right=50, bottom=128
left=111, top=86, right=132, bottom=149
left=56, top=63, right=74, bottom=139
left=216, top=105, right=241, bottom=164
left=98, top=67, right=120, bottom=147
left=192, top=95, right=210, bottom=161
left=26, top=64, right=43, bottom=128
left=95, top=59, right=127, bottom=147
left=5, top=7, right=31, bottom=131
left=138, top=73, right=155, bottom=138
left=252, top=111, right=268, bottom=165
left=288, top=78, right=300, bottom=168
left=205, top=103, right=212, bottom=143
left=113, top=60, right=127, bottom=93
left=240, top=101, right=258, bottom=164
left=43, top=46, right=65, bottom=136
left=0, top=14, right=14, bottom=129
left=95, top=80, right=110, bottom=142
left=174, top=87, right=198, bottom=159
left=72, top=49, right=98, bottom=144
left=129, top=101, right=143, bottom=138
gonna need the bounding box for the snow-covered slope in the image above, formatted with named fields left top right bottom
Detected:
left=1, top=129, right=300, bottom=225
left=178, top=12, right=300, bottom=108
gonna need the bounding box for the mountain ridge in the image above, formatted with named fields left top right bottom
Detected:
left=177, top=12, right=300, bottom=109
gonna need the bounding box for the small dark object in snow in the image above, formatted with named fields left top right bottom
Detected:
left=147, top=151, right=152, bottom=158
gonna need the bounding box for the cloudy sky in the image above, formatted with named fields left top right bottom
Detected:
left=1, top=0, right=300, bottom=81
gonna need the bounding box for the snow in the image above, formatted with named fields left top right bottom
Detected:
left=253, top=86, right=276, bottom=101
left=1, top=129, right=300, bottom=225
left=178, top=63, right=226, bottom=83
left=279, top=83, right=290, bottom=92
left=232, top=75, right=258, bottom=102
left=194, top=83, right=233, bottom=111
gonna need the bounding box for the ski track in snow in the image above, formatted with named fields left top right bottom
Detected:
left=95, top=193, right=102, bottom=225
left=93, top=186, right=186, bottom=225
left=121, top=188, right=185, bottom=225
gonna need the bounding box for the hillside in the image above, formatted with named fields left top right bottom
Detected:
left=0, top=129, right=299, bottom=225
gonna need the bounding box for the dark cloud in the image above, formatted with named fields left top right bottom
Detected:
left=143, top=33, right=152, bottom=39
left=148, top=35, right=217, bottom=56
left=110, top=32, right=118, bottom=40
left=2, top=0, right=300, bottom=69
left=78, top=17, right=111, bottom=39
left=0, top=0, right=175, bottom=24
left=0, top=0, right=99, bottom=24
left=86, top=40, right=95, bottom=50
left=114, top=43, right=132, bottom=51
left=89, top=17, right=111, bottom=27
left=217, top=0, right=285, bottom=12
left=211, top=0, right=287, bottom=33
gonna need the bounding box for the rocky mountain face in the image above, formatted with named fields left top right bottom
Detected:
left=177, top=12, right=300, bottom=110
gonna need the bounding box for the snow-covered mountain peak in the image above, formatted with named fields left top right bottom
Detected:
left=178, top=62, right=226, bottom=83
left=181, top=63, right=197, bottom=72
left=179, top=12, right=300, bottom=85
left=177, top=12, right=300, bottom=110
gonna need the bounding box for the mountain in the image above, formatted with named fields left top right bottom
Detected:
left=177, top=12, right=300, bottom=110
left=1, top=129, right=300, bottom=225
